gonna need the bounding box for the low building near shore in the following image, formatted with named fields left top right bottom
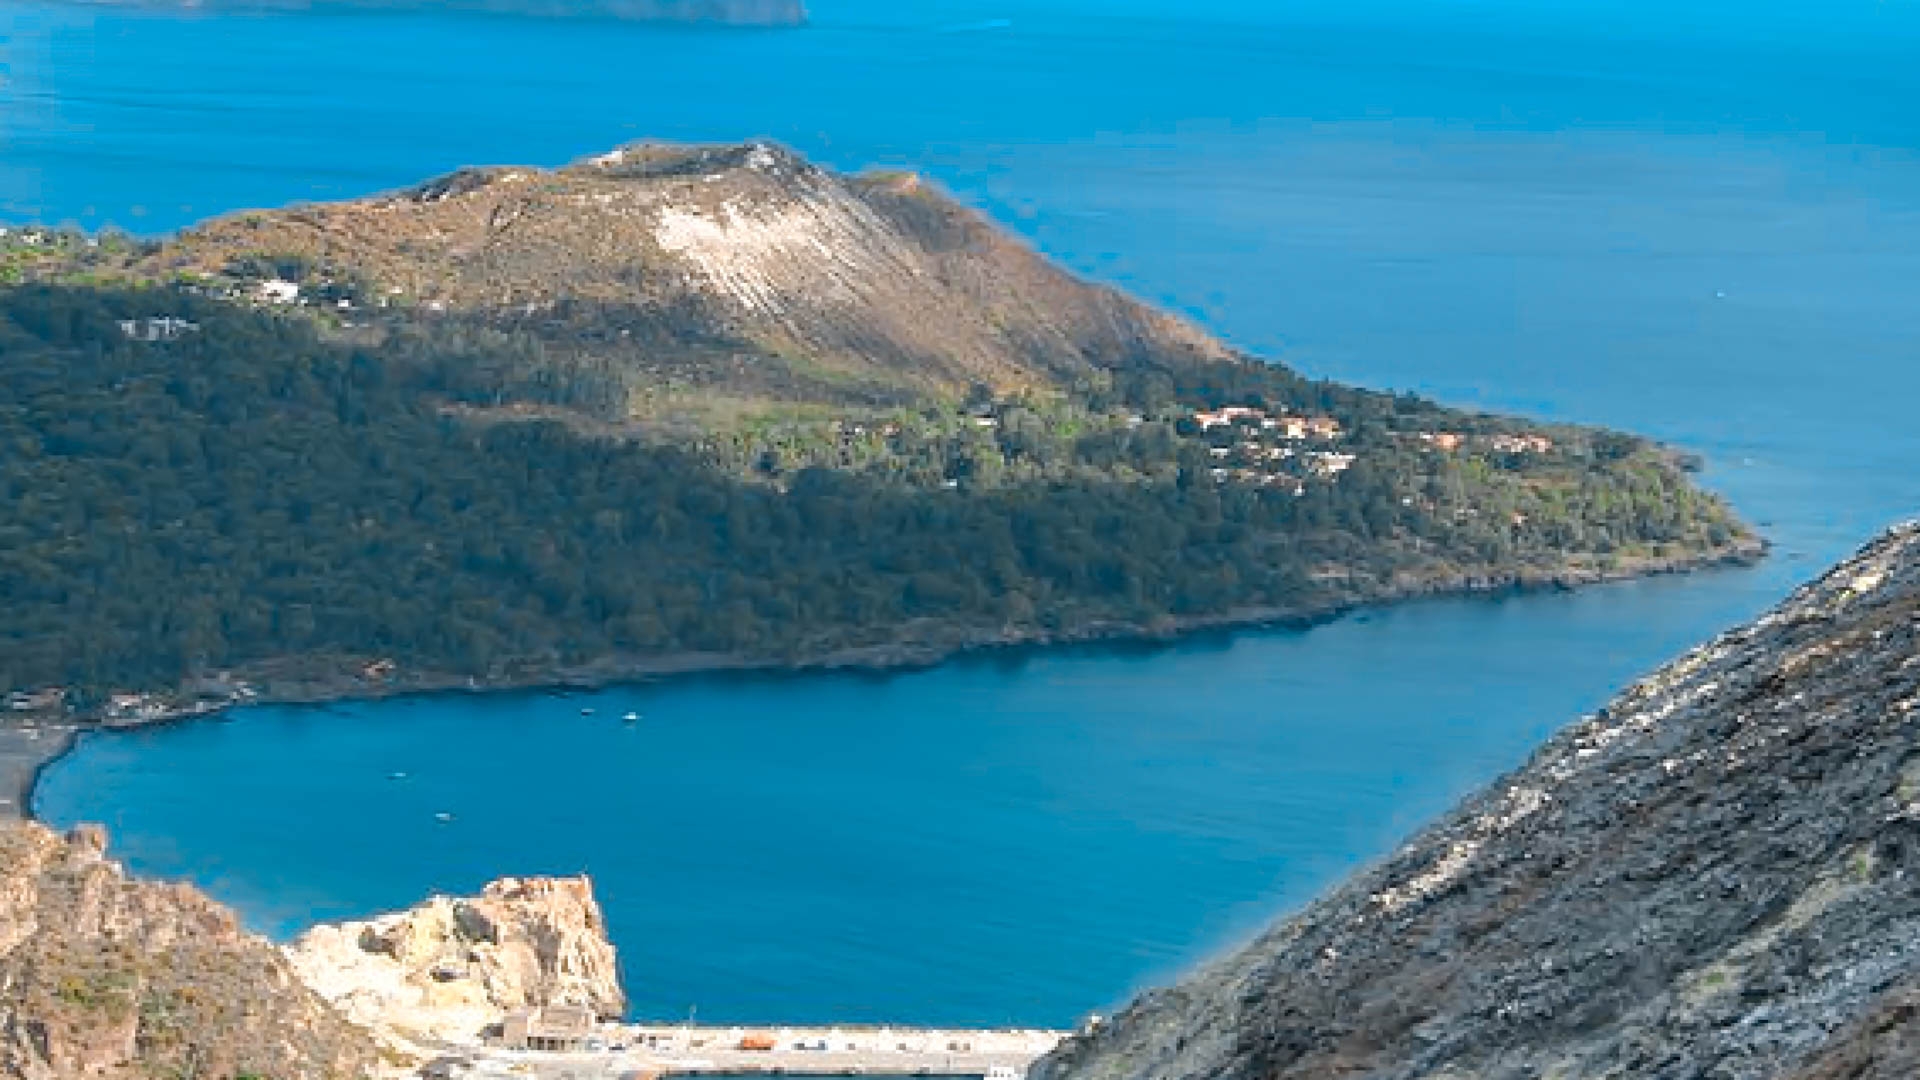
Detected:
left=5, top=687, right=66, bottom=714
left=499, top=1005, right=596, bottom=1052
left=103, top=693, right=170, bottom=723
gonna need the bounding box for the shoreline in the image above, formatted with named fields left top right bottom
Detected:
left=7, top=537, right=1767, bottom=825
left=0, top=723, right=76, bottom=822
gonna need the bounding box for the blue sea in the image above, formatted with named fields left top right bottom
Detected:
left=15, top=0, right=1920, bottom=1028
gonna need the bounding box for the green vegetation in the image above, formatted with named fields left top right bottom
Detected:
left=0, top=285, right=1749, bottom=702
left=0, top=226, right=155, bottom=286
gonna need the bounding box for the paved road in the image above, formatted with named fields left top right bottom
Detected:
left=433, top=1024, right=1064, bottom=1078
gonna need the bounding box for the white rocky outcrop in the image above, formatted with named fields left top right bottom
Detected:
left=285, top=875, right=624, bottom=1049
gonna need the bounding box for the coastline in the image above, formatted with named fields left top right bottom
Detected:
left=7, top=536, right=1766, bottom=826
left=0, top=723, right=76, bottom=822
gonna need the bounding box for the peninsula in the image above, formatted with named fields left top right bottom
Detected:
left=0, top=141, right=1755, bottom=749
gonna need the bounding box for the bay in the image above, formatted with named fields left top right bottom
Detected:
left=16, top=0, right=1920, bottom=1028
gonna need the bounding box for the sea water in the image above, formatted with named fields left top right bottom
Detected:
left=17, top=0, right=1920, bottom=1027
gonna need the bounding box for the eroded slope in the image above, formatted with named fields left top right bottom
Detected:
left=1038, top=523, right=1920, bottom=1080
left=0, top=823, right=377, bottom=1079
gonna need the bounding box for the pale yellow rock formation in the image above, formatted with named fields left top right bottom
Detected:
left=286, top=875, right=624, bottom=1050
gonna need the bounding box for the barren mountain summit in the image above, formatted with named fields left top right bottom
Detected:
left=147, top=141, right=1228, bottom=419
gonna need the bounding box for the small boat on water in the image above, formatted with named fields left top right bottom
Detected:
left=580, top=707, right=595, bottom=716
left=623, top=711, right=640, bottom=723
left=388, top=771, right=408, bottom=781
left=434, top=812, right=455, bottom=824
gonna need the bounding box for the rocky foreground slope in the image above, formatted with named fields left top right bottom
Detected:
left=1038, top=521, right=1920, bottom=1080
left=0, top=823, right=630, bottom=1076
left=0, top=823, right=377, bottom=1079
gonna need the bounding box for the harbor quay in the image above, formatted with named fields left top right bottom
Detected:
left=423, top=1021, right=1069, bottom=1079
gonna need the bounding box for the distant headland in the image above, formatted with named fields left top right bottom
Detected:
left=73, top=0, right=807, bottom=26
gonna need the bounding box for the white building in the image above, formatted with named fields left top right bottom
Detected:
left=257, top=279, right=301, bottom=304
left=117, top=317, right=199, bottom=342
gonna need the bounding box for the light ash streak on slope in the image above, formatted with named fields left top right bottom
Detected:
left=650, top=175, right=923, bottom=332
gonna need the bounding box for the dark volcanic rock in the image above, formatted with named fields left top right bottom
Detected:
left=1036, top=522, right=1920, bottom=1080
left=1784, top=975, right=1920, bottom=1080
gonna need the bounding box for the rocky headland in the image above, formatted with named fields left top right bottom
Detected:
left=286, top=875, right=624, bottom=1053
left=1035, top=520, right=1920, bottom=1079
left=0, top=819, right=630, bottom=1076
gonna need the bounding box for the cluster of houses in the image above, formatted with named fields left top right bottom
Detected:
left=12, top=688, right=173, bottom=722
left=825, top=419, right=905, bottom=441
left=102, top=683, right=260, bottom=724
left=1308, top=451, right=1359, bottom=477
left=239, top=277, right=359, bottom=312
left=1193, top=406, right=1344, bottom=442
left=103, top=693, right=172, bottom=724
left=117, top=316, right=199, bottom=342
left=0, top=227, right=86, bottom=250
left=1415, top=430, right=1557, bottom=455
left=5, top=688, right=67, bottom=715
left=4, top=676, right=260, bottom=726
left=1193, top=406, right=1352, bottom=491
left=760, top=403, right=1397, bottom=495
left=1208, top=466, right=1308, bottom=493
left=1207, top=444, right=1291, bottom=462
left=1489, top=433, right=1557, bottom=455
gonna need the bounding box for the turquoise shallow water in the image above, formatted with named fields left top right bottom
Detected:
left=15, top=0, right=1920, bottom=1028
